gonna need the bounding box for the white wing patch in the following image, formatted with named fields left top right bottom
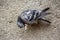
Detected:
left=27, top=11, right=31, bottom=14
left=25, top=15, right=28, bottom=19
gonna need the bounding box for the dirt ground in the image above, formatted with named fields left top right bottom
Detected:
left=0, top=0, right=60, bottom=40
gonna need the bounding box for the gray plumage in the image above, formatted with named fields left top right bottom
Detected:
left=17, top=7, right=51, bottom=28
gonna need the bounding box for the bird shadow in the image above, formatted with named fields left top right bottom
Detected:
left=25, top=21, right=51, bottom=33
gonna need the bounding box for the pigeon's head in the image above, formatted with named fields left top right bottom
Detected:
left=17, top=16, right=25, bottom=28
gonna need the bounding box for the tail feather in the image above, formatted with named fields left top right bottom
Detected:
left=40, top=7, right=50, bottom=17
left=41, top=7, right=50, bottom=12
left=37, top=7, right=50, bottom=19
left=41, top=13, right=50, bottom=17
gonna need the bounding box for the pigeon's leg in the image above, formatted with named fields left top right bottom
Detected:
left=38, top=18, right=51, bottom=23
left=25, top=24, right=28, bottom=30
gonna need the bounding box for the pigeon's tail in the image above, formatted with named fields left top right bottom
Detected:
left=37, top=7, right=50, bottom=19
left=41, top=7, right=50, bottom=12
left=40, top=7, right=50, bottom=16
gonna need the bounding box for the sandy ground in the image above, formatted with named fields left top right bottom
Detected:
left=0, top=0, right=60, bottom=40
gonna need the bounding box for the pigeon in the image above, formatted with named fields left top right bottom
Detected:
left=17, top=7, right=51, bottom=28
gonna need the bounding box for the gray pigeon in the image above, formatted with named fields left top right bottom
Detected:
left=17, top=7, right=51, bottom=28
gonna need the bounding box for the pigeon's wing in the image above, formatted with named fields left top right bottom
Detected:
left=20, top=10, right=39, bottom=24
